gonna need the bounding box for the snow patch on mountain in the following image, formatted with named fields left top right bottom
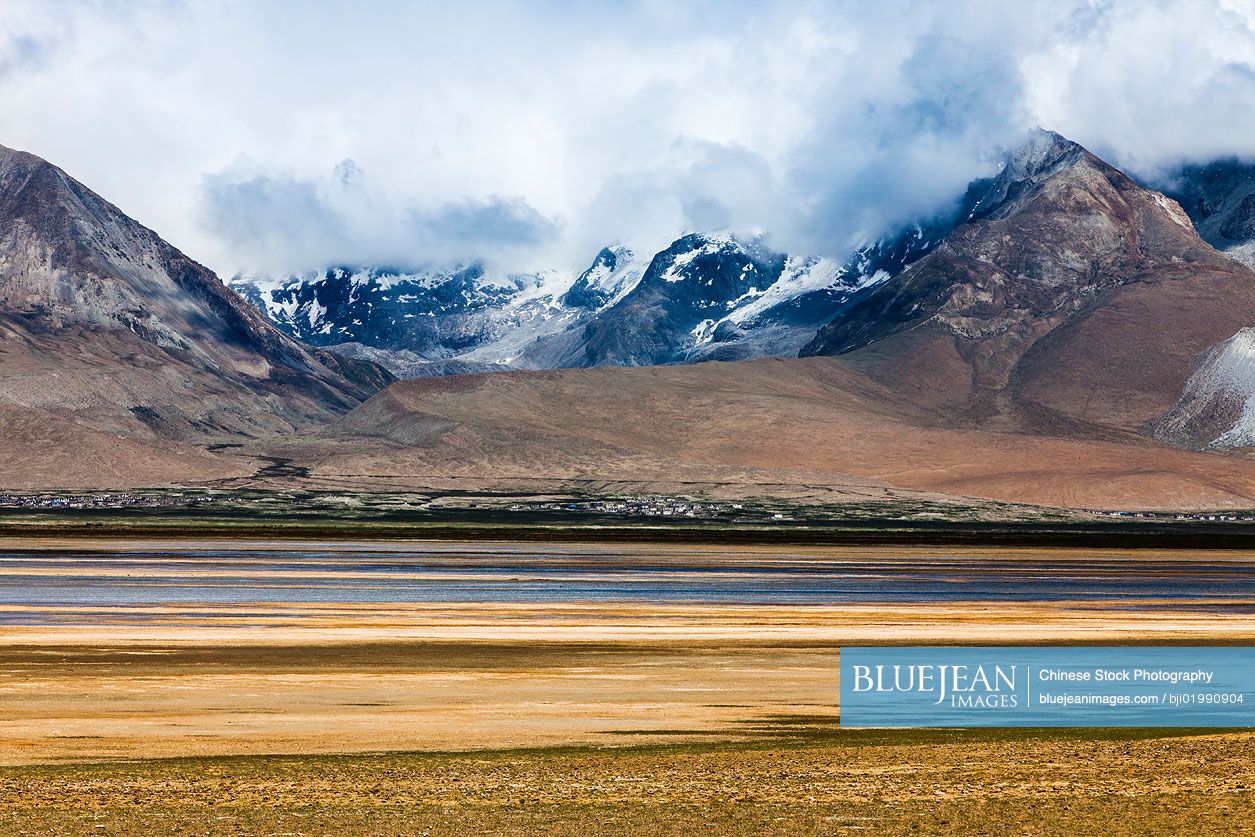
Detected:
left=660, top=236, right=739, bottom=283
left=1192, top=330, right=1255, bottom=448
left=1155, top=328, right=1255, bottom=449
left=723, top=256, right=842, bottom=325
left=1151, top=192, right=1195, bottom=231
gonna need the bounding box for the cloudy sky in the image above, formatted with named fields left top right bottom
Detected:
left=3, top=0, right=1255, bottom=277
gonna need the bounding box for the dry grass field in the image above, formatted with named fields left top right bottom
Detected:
left=2, top=728, right=1254, bottom=835
left=2, top=540, right=1253, bottom=834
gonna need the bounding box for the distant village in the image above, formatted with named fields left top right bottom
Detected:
left=501, top=497, right=753, bottom=519
left=0, top=493, right=213, bottom=510
left=1103, top=510, right=1255, bottom=523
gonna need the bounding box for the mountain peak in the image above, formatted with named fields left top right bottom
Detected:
left=954, top=129, right=1087, bottom=224
left=561, top=245, right=642, bottom=310
left=800, top=132, right=1247, bottom=437
left=1008, top=129, right=1082, bottom=172
left=0, top=145, right=385, bottom=441
left=0, top=142, right=48, bottom=168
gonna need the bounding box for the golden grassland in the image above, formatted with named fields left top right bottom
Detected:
left=2, top=728, right=1254, bottom=835
left=5, top=620, right=1255, bottom=834
left=5, top=595, right=1255, bottom=764
left=2, top=540, right=1254, bottom=834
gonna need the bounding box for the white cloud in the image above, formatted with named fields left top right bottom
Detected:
left=1022, top=0, right=1255, bottom=178
left=196, top=156, right=561, bottom=273
left=0, top=0, right=1253, bottom=275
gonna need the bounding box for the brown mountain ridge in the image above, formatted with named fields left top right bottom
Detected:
left=3, top=134, right=1255, bottom=510
left=324, top=132, right=1255, bottom=509
left=800, top=132, right=1255, bottom=440
left=0, top=143, right=390, bottom=447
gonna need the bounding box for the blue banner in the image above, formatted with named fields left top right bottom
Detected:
left=840, top=646, right=1255, bottom=727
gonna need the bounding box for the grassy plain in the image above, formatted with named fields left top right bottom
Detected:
left=1, top=538, right=1253, bottom=834
left=2, top=728, right=1254, bottom=835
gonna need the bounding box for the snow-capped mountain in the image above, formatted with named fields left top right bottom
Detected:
left=230, top=234, right=902, bottom=377
left=1164, top=159, right=1255, bottom=268
left=231, top=264, right=535, bottom=355
left=229, top=246, right=649, bottom=377
left=561, top=246, right=642, bottom=310
left=538, top=234, right=861, bottom=368
left=233, top=130, right=1184, bottom=381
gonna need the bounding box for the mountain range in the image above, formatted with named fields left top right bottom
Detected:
left=4, top=131, right=1255, bottom=509
left=324, top=132, right=1255, bottom=508
left=229, top=233, right=894, bottom=377
left=230, top=134, right=1255, bottom=392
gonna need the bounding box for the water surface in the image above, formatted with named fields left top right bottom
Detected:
left=2, top=544, right=1253, bottom=625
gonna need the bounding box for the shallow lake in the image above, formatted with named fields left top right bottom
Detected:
left=2, top=542, right=1253, bottom=625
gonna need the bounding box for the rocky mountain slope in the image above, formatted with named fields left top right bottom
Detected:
left=1154, top=328, right=1255, bottom=449
left=0, top=144, right=387, bottom=444
left=801, top=131, right=1255, bottom=441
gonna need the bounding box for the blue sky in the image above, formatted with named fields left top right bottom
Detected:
left=3, top=0, right=1255, bottom=275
